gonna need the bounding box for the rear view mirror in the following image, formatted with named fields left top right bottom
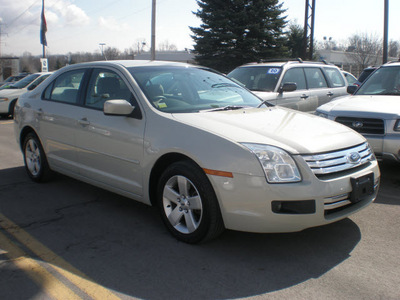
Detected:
left=347, top=85, right=358, bottom=94
left=279, top=82, right=297, bottom=93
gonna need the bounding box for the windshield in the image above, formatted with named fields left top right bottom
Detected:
left=129, top=66, right=262, bottom=113
left=227, top=66, right=282, bottom=92
left=356, top=66, right=400, bottom=96
left=11, top=74, right=41, bottom=89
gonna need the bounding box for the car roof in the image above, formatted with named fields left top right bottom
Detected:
left=63, top=60, right=192, bottom=69
left=237, top=59, right=337, bottom=68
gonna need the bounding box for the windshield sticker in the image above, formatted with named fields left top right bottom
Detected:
left=267, top=68, right=281, bottom=75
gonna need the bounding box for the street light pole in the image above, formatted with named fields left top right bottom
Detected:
left=151, top=0, right=156, bottom=60
left=383, top=0, right=389, bottom=64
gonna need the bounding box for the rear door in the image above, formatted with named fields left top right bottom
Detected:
left=38, top=69, right=87, bottom=174
left=303, top=67, right=331, bottom=111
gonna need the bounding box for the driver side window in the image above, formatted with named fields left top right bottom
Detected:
left=281, top=68, right=306, bottom=90
left=85, top=69, right=133, bottom=110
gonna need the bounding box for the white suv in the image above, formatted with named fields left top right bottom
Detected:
left=228, top=60, right=348, bottom=112
left=316, top=62, right=400, bottom=162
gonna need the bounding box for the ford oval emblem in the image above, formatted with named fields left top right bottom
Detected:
left=348, top=152, right=361, bottom=164
left=352, top=121, right=363, bottom=128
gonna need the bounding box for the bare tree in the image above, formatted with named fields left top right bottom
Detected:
left=158, top=40, right=177, bottom=51
left=389, top=40, right=400, bottom=58
left=346, top=33, right=382, bottom=70
left=103, top=47, right=120, bottom=60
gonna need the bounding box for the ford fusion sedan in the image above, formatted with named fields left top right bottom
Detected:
left=316, top=62, right=400, bottom=162
left=14, top=61, right=380, bottom=243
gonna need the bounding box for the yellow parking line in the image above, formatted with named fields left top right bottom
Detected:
left=0, top=230, right=81, bottom=300
left=0, top=213, right=121, bottom=300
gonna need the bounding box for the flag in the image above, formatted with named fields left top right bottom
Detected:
left=40, top=0, right=47, bottom=46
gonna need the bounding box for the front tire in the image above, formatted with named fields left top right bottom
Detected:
left=157, top=160, right=225, bottom=244
left=23, top=133, right=52, bottom=182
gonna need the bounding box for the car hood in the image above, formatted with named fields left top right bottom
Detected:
left=0, top=88, right=26, bottom=98
left=172, top=107, right=364, bottom=154
left=318, top=95, right=400, bottom=118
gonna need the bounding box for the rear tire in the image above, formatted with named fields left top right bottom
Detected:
left=22, top=133, right=52, bottom=182
left=157, top=160, right=225, bottom=244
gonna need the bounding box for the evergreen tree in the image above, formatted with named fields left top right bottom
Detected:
left=190, top=0, right=288, bottom=73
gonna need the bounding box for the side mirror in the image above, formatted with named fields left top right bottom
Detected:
left=279, top=82, right=297, bottom=93
left=347, top=85, right=358, bottom=94
left=104, top=99, right=134, bottom=116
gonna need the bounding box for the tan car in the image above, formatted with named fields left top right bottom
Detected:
left=228, top=60, right=349, bottom=113
left=14, top=61, right=380, bottom=243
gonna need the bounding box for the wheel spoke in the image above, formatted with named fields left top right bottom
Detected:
left=184, top=211, right=198, bottom=232
left=188, top=195, right=202, bottom=210
left=168, top=206, right=184, bottom=227
left=163, top=185, right=180, bottom=205
left=177, top=176, right=189, bottom=197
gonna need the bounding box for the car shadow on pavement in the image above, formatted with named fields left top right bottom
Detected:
left=0, top=168, right=362, bottom=300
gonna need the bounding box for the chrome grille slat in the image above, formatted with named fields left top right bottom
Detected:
left=302, top=142, right=374, bottom=176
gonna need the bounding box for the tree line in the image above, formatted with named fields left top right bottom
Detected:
left=11, top=0, right=400, bottom=75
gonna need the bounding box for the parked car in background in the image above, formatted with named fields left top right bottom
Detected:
left=354, top=66, right=377, bottom=87
left=0, top=73, right=31, bottom=89
left=0, top=72, right=52, bottom=118
left=316, top=62, right=400, bottom=162
left=227, top=59, right=349, bottom=112
left=14, top=60, right=379, bottom=243
left=342, top=70, right=357, bottom=86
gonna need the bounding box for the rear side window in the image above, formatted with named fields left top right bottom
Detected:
left=43, top=70, right=85, bottom=104
left=323, top=67, right=345, bottom=87
left=304, top=68, right=328, bottom=89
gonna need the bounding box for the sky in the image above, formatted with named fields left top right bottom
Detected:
left=0, top=0, right=399, bottom=57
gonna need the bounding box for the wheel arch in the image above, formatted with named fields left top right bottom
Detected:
left=148, top=153, right=203, bottom=206
left=19, top=126, right=39, bottom=151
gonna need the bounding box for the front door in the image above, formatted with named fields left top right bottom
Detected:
left=75, top=68, right=146, bottom=198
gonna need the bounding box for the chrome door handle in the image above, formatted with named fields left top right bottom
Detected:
left=327, top=92, right=334, bottom=96
left=301, top=94, right=309, bottom=99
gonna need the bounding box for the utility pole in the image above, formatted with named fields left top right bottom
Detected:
left=383, top=0, right=389, bottom=64
left=151, top=0, right=156, bottom=60
left=302, top=0, right=316, bottom=60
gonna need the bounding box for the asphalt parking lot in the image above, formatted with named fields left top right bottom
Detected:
left=0, top=117, right=399, bottom=300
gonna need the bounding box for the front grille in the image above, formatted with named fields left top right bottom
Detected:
left=335, top=116, right=384, bottom=135
left=302, top=142, right=375, bottom=176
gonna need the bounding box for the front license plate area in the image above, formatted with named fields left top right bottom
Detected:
left=350, top=173, right=374, bottom=204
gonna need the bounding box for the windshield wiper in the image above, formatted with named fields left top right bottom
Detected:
left=211, top=83, right=239, bottom=88
left=200, top=105, right=250, bottom=112
left=257, top=99, right=274, bottom=108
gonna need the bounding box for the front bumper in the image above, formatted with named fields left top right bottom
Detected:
left=365, top=134, right=400, bottom=162
left=207, top=159, right=380, bottom=233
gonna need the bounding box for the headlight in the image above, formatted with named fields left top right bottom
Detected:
left=394, top=120, right=400, bottom=132
left=241, top=143, right=301, bottom=183
left=315, top=111, right=328, bottom=118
